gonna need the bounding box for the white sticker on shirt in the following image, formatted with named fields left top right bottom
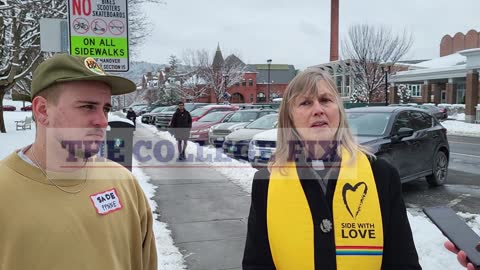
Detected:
left=90, top=188, right=123, bottom=215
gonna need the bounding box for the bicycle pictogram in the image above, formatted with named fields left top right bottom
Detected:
left=91, top=19, right=107, bottom=35
left=108, top=20, right=125, bottom=35
left=72, top=18, right=89, bottom=34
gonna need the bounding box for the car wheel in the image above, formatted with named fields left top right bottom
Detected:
left=426, top=150, right=448, bottom=186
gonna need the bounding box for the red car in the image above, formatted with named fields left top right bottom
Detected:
left=21, top=105, right=32, bottom=111
left=190, top=111, right=234, bottom=145
left=190, top=105, right=239, bottom=122
left=2, top=105, right=16, bottom=111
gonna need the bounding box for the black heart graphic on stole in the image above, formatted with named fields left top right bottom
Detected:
left=342, top=182, right=368, bottom=219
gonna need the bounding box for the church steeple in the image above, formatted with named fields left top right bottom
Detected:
left=212, top=43, right=224, bottom=70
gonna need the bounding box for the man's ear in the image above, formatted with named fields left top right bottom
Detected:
left=32, top=96, right=49, bottom=126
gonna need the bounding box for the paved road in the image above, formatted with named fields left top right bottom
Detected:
left=448, top=135, right=480, bottom=178
left=402, top=135, right=480, bottom=214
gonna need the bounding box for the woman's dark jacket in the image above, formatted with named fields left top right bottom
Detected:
left=242, top=157, right=422, bottom=270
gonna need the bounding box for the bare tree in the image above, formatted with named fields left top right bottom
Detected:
left=181, top=49, right=210, bottom=102
left=0, top=0, right=163, bottom=132
left=184, top=49, right=245, bottom=103
left=0, top=1, right=49, bottom=132
left=341, top=24, right=413, bottom=103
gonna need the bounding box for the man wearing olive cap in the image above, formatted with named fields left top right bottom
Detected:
left=0, top=54, right=157, bottom=270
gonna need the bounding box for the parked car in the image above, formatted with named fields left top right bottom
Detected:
left=249, top=106, right=449, bottom=186
left=223, top=114, right=278, bottom=159
left=414, top=104, right=448, bottom=120
left=2, top=105, right=16, bottom=111
left=139, top=102, right=170, bottom=115
left=123, top=103, right=148, bottom=114
left=155, top=103, right=208, bottom=129
left=208, top=108, right=277, bottom=147
left=248, top=128, right=277, bottom=166
left=21, top=105, right=32, bottom=111
left=141, top=106, right=170, bottom=124
left=189, top=111, right=234, bottom=145
left=190, top=104, right=239, bottom=122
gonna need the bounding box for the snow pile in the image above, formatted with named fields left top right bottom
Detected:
left=2, top=109, right=480, bottom=270
left=442, top=120, right=480, bottom=137
left=412, top=53, right=466, bottom=69
left=138, top=122, right=257, bottom=192
left=132, top=159, right=186, bottom=270
left=0, top=110, right=35, bottom=157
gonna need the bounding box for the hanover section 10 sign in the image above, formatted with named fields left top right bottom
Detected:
left=68, top=0, right=129, bottom=72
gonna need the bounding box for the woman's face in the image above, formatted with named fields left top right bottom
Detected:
left=291, top=80, right=340, bottom=144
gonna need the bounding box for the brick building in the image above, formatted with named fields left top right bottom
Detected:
left=392, top=30, right=480, bottom=123
left=188, top=45, right=297, bottom=104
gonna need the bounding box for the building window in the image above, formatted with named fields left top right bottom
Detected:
left=408, top=84, right=421, bottom=97
left=457, top=82, right=466, bottom=104
left=242, top=80, right=246, bottom=86
left=235, top=82, right=240, bottom=86
left=335, top=76, right=342, bottom=93
left=248, top=79, right=253, bottom=86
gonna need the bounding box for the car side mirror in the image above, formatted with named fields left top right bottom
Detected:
left=392, top=127, right=414, bottom=142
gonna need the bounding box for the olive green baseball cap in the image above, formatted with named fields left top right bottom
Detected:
left=31, top=54, right=136, bottom=99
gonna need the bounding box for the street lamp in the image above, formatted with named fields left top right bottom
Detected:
left=223, top=74, right=229, bottom=104
left=381, top=65, right=391, bottom=105
left=267, top=59, right=272, bottom=103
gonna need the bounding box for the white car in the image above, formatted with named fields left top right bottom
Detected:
left=223, top=114, right=278, bottom=159
left=248, top=128, right=278, bottom=167
left=208, top=109, right=277, bottom=147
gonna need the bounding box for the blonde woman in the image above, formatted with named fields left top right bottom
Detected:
left=242, top=68, right=421, bottom=270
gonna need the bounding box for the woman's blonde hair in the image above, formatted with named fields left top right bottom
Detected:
left=270, top=68, right=374, bottom=171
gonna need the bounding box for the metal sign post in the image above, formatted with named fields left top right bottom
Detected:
left=68, top=0, right=129, bottom=72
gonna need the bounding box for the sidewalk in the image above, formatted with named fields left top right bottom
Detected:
left=136, top=127, right=251, bottom=270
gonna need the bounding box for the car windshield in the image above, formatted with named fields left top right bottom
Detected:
left=151, top=107, right=166, bottom=113
left=190, top=108, right=208, bottom=117
left=347, top=112, right=391, bottom=136
left=198, top=112, right=228, bottom=122
left=185, top=104, right=201, bottom=111
left=227, top=111, right=258, bottom=122
left=132, top=104, right=147, bottom=109
left=245, top=114, right=278, bottom=129
left=163, top=106, right=177, bottom=112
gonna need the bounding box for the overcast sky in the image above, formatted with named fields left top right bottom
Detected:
left=136, top=0, right=480, bottom=69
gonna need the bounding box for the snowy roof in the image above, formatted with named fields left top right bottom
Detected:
left=183, top=74, right=207, bottom=85
left=411, top=53, right=466, bottom=69
left=248, top=64, right=297, bottom=84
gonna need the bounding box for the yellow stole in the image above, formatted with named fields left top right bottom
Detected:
left=267, top=148, right=384, bottom=270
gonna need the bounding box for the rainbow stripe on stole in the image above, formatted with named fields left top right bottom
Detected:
left=267, top=148, right=384, bottom=270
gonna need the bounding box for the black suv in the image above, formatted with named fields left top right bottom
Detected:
left=155, top=103, right=208, bottom=129
left=347, top=106, right=449, bottom=186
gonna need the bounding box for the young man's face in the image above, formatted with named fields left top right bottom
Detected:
left=46, top=81, right=112, bottom=149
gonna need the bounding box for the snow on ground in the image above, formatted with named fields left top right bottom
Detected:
left=132, top=159, right=186, bottom=269
left=442, top=117, right=480, bottom=137
left=2, top=104, right=479, bottom=270
left=0, top=110, right=35, bottom=157
left=139, top=122, right=480, bottom=270
left=138, top=122, right=257, bottom=192
left=0, top=105, right=186, bottom=270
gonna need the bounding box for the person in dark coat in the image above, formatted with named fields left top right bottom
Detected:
left=169, top=102, right=192, bottom=160
left=242, top=68, right=421, bottom=270
left=126, top=107, right=136, bottom=127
